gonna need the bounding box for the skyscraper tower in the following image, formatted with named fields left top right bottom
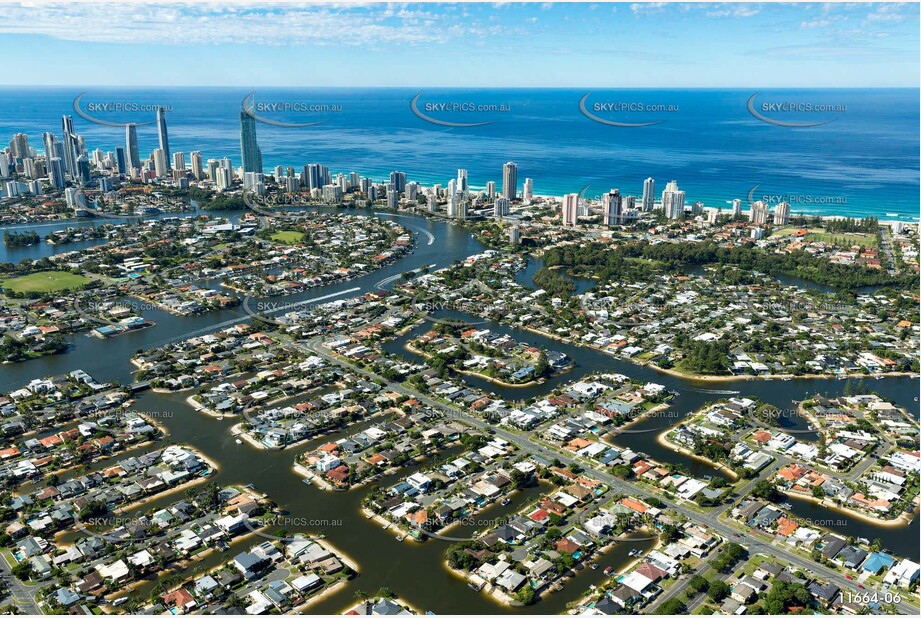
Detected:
left=562, top=193, right=579, bottom=226
left=456, top=169, right=468, bottom=193
left=114, top=147, right=127, bottom=175
left=522, top=177, right=533, bottom=202
left=61, top=115, right=79, bottom=177
left=502, top=162, right=517, bottom=200
left=732, top=198, right=742, bottom=218
left=42, top=132, right=57, bottom=163
left=642, top=177, right=655, bottom=211
left=125, top=123, right=140, bottom=172
left=156, top=107, right=171, bottom=172
left=773, top=201, right=790, bottom=225
left=661, top=180, right=685, bottom=219
left=603, top=189, right=623, bottom=226
left=240, top=111, right=263, bottom=174
left=389, top=171, right=407, bottom=194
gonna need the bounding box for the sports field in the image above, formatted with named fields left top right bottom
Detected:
left=0, top=271, right=91, bottom=294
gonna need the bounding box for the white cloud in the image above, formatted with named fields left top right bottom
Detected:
left=0, top=2, right=486, bottom=46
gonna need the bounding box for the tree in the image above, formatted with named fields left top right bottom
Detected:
left=655, top=598, right=687, bottom=614
left=11, top=560, right=33, bottom=581
left=707, top=580, right=730, bottom=602
left=688, top=574, right=709, bottom=593
left=751, top=479, right=781, bottom=502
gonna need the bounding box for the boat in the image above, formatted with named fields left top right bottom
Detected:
left=628, top=549, right=640, bottom=557
left=591, top=564, right=599, bottom=570
left=604, top=566, right=614, bottom=575
left=235, top=438, right=242, bottom=444
left=781, top=502, right=793, bottom=510
left=500, top=498, right=511, bottom=506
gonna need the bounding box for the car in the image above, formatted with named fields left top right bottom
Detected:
left=845, top=575, right=853, bottom=580
left=858, top=584, right=865, bottom=589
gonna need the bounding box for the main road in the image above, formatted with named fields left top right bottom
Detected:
left=300, top=338, right=920, bottom=615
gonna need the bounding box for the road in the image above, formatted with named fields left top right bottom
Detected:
left=299, top=338, right=920, bottom=615
left=0, top=554, right=40, bottom=614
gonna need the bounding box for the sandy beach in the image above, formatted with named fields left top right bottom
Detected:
left=656, top=430, right=740, bottom=480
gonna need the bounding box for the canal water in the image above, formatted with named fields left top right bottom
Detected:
left=3, top=207, right=918, bottom=608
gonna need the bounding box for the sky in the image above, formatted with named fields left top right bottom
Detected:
left=0, top=2, right=918, bottom=87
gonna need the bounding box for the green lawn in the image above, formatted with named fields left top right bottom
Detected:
left=270, top=231, right=305, bottom=244
left=805, top=231, right=878, bottom=248
left=0, top=271, right=91, bottom=294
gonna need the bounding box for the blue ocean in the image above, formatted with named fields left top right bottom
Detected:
left=1, top=87, right=918, bottom=219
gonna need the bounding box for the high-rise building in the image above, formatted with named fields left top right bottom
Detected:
left=215, top=166, right=233, bottom=190
left=61, top=115, right=79, bottom=177
left=522, top=177, right=533, bottom=202
left=152, top=148, right=168, bottom=178
left=486, top=181, right=496, bottom=199
left=22, top=158, right=36, bottom=179
left=456, top=169, right=468, bottom=193
left=190, top=151, right=204, bottom=180
left=386, top=183, right=399, bottom=209
left=508, top=225, right=521, bottom=245
left=156, top=107, right=171, bottom=171
left=749, top=200, right=769, bottom=225
left=562, top=193, right=579, bottom=226
left=405, top=181, right=419, bottom=201
left=661, top=180, right=685, bottom=219
left=125, top=123, right=140, bottom=172
left=305, top=164, right=323, bottom=190
left=389, top=171, right=406, bottom=194
left=502, top=162, right=517, bottom=200
left=0, top=152, right=8, bottom=178
left=494, top=197, right=510, bottom=218
left=731, top=198, right=742, bottom=218
left=42, top=132, right=57, bottom=163
left=773, top=201, right=790, bottom=225
left=172, top=152, right=186, bottom=172
left=10, top=133, right=30, bottom=160
left=239, top=111, right=263, bottom=174
left=76, top=154, right=91, bottom=184
left=603, top=189, right=623, bottom=226
left=642, top=177, right=655, bottom=211
left=48, top=157, right=66, bottom=189
left=114, top=147, right=127, bottom=175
